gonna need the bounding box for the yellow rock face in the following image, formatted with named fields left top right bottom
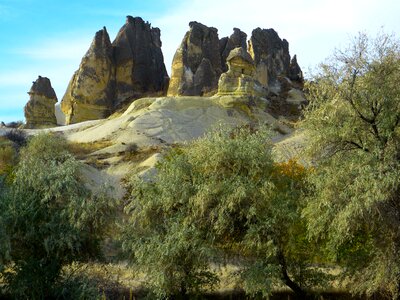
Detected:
left=61, top=27, right=115, bottom=125
left=24, top=76, right=58, bottom=128
left=25, top=95, right=57, bottom=128
left=217, top=48, right=266, bottom=97
left=167, top=48, right=186, bottom=96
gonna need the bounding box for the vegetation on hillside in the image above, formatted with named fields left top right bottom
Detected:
left=0, top=133, right=116, bottom=299
left=122, top=126, right=324, bottom=298
left=0, top=31, right=399, bottom=299
left=302, top=32, right=400, bottom=299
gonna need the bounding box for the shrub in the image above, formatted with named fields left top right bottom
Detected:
left=0, top=133, right=116, bottom=299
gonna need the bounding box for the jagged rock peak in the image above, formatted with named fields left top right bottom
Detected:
left=248, top=28, right=291, bottom=87
left=220, top=28, right=247, bottom=72
left=24, top=76, right=57, bottom=128
left=90, top=26, right=113, bottom=57
left=167, top=21, right=222, bottom=96
left=61, top=26, right=115, bottom=124
left=112, top=15, right=169, bottom=107
left=288, top=55, right=304, bottom=82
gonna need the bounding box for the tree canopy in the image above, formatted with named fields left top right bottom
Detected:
left=302, top=32, right=400, bottom=298
left=122, top=125, right=320, bottom=298
left=0, top=133, right=115, bottom=299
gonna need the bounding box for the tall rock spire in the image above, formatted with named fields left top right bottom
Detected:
left=61, top=27, right=115, bottom=124
left=24, top=76, right=58, bottom=128
left=167, top=21, right=222, bottom=96
left=248, top=28, right=292, bottom=87
left=112, top=16, right=169, bottom=108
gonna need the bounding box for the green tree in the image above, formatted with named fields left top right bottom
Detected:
left=123, top=126, right=321, bottom=298
left=0, top=133, right=115, bottom=299
left=302, top=32, right=400, bottom=298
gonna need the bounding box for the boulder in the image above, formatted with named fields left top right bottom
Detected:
left=113, top=16, right=169, bottom=107
left=24, top=76, right=57, bottom=128
left=218, top=47, right=265, bottom=97
left=248, top=28, right=292, bottom=87
left=168, top=21, right=222, bottom=96
left=61, top=27, right=115, bottom=124
left=219, top=28, right=247, bottom=72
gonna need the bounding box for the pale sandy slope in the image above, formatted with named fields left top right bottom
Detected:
left=4, top=95, right=303, bottom=198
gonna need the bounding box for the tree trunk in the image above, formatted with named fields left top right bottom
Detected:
left=277, top=249, right=309, bottom=299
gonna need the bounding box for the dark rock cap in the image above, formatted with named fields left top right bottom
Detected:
left=28, top=76, right=57, bottom=100
left=226, top=47, right=254, bottom=65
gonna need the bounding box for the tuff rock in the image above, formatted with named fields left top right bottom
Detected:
left=248, top=28, right=292, bottom=87
left=168, top=21, right=222, bottom=96
left=219, top=28, right=247, bottom=72
left=113, top=16, right=169, bottom=107
left=218, top=47, right=265, bottom=97
left=61, top=16, right=169, bottom=125
left=288, top=55, right=304, bottom=83
left=61, top=27, right=115, bottom=124
left=24, top=76, right=58, bottom=128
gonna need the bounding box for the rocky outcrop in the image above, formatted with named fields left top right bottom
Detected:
left=113, top=16, right=169, bottom=107
left=61, top=16, right=169, bottom=125
left=218, top=47, right=265, bottom=96
left=24, top=76, right=57, bottom=128
left=219, top=28, right=247, bottom=72
left=288, top=55, right=304, bottom=83
left=248, top=28, right=292, bottom=87
left=168, top=22, right=222, bottom=96
left=61, top=27, right=115, bottom=124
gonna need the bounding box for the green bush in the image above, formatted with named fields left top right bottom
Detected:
left=122, top=125, right=321, bottom=298
left=302, top=32, right=400, bottom=298
left=0, top=133, right=116, bottom=299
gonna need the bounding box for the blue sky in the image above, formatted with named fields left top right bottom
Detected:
left=1, top=0, right=400, bottom=123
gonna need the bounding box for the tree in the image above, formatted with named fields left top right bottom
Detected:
left=122, top=126, right=321, bottom=298
left=302, top=32, right=400, bottom=298
left=0, top=133, right=116, bottom=299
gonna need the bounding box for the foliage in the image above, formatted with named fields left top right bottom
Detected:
left=0, top=133, right=116, bottom=299
left=4, top=129, right=27, bottom=149
left=122, top=125, right=321, bottom=298
left=0, top=143, right=17, bottom=179
left=302, top=32, right=400, bottom=298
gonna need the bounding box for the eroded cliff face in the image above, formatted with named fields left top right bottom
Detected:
left=218, top=47, right=265, bottom=97
left=248, top=28, right=292, bottom=88
left=61, top=27, right=115, bottom=124
left=167, top=22, right=222, bottom=96
left=60, top=16, right=169, bottom=124
left=24, top=76, right=57, bottom=128
left=113, top=16, right=169, bottom=107
left=168, top=24, right=303, bottom=98
left=219, top=28, right=247, bottom=72
left=47, top=17, right=305, bottom=126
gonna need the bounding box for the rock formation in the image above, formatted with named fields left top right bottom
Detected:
left=219, top=28, right=247, bottom=72
left=288, top=55, right=304, bottom=83
left=24, top=76, right=57, bottom=128
left=113, top=16, right=169, bottom=107
left=168, top=22, right=222, bottom=96
left=218, top=47, right=265, bottom=97
left=248, top=28, right=292, bottom=87
left=61, top=27, right=115, bottom=124
left=61, top=16, right=169, bottom=125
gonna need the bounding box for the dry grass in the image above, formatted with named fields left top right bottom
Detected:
left=121, top=144, right=161, bottom=163
left=68, top=140, right=114, bottom=159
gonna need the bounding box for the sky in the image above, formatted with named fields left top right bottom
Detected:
left=0, top=0, right=399, bottom=123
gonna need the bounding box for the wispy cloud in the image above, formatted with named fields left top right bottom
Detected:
left=13, top=35, right=92, bottom=61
